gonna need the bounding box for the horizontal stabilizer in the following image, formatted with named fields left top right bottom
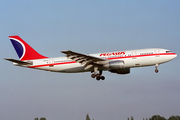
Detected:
left=4, top=58, right=33, bottom=65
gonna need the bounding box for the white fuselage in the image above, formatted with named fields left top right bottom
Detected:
left=21, top=48, right=176, bottom=73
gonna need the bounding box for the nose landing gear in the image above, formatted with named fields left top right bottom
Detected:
left=155, top=64, right=159, bottom=73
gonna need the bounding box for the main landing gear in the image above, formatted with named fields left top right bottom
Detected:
left=91, top=66, right=105, bottom=81
left=91, top=73, right=105, bottom=81
left=155, top=64, right=159, bottom=73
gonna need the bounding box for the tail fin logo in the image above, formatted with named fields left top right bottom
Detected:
left=9, top=36, right=48, bottom=61
left=10, top=37, right=26, bottom=60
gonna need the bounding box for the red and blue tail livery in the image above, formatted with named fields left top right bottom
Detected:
left=5, top=35, right=177, bottom=81
left=9, top=36, right=48, bottom=61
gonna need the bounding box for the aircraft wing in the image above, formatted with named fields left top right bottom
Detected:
left=4, top=58, right=33, bottom=65
left=61, top=50, right=107, bottom=69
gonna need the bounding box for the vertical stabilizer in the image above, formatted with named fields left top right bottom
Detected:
left=9, top=36, right=48, bottom=61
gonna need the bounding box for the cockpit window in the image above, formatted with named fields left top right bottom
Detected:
left=166, top=51, right=172, bottom=53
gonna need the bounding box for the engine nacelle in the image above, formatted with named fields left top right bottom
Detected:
left=103, top=60, right=130, bottom=74
left=104, top=60, right=125, bottom=69
left=109, top=68, right=130, bottom=74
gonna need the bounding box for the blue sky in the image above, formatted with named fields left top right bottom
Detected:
left=0, top=0, right=180, bottom=120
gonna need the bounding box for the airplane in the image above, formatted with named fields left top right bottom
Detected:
left=5, top=35, right=177, bottom=81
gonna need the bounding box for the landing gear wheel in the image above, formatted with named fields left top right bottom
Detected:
left=96, top=76, right=100, bottom=81
left=91, top=74, right=96, bottom=78
left=155, top=69, right=159, bottom=73
left=155, top=64, right=159, bottom=73
left=96, top=74, right=101, bottom=78
left=100, top=76, right=105, bottom=80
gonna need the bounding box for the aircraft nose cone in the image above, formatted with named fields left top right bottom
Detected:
left=172, top=53, right=177, bottom=59
left=175, top=53, right=177, bottom=58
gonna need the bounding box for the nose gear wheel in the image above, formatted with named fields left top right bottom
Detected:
left=155, top=64, right=159, bottom=73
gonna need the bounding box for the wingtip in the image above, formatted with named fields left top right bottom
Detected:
left=61, top=50, right=71, bottom=53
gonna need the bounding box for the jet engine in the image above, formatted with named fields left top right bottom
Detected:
left=104, top=60, right=125, bottom=69
left=103, top=60, right=130, bottom=74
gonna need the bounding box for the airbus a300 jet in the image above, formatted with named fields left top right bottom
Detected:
left=5, top=36, right=177, bottom=81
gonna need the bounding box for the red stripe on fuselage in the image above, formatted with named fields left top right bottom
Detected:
left=29, top=53, right=176, bottom=68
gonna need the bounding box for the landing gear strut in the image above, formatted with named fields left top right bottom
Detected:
left=155, top=64, right=159, bottom=73
left=91, top=66, right=105, bottom=80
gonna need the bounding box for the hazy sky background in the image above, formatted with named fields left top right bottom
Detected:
left=0, top=0, right=180, bottom=120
